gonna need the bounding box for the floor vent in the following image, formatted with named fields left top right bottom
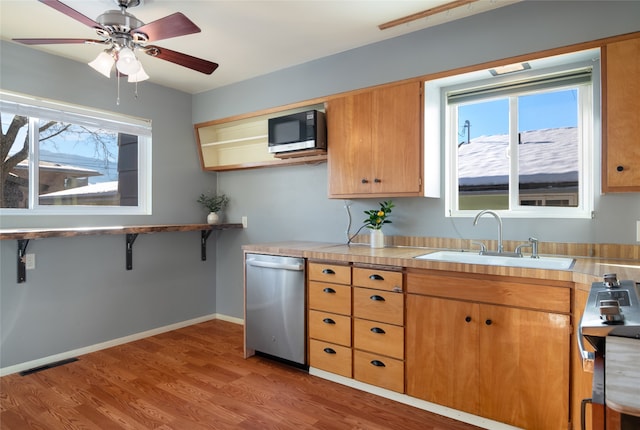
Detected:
left=19, top=357, right=78, bottom=376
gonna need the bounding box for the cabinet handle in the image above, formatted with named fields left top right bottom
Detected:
left=370, top=327, right=386, bottom=334
left=370, top=360, right=386, bottom=367
left=370, top=295, right=385, bottom=301
left=369, top=274, right=384, bottom=281
left=616, top=165, right=624, bottom=172
left=322, top=287, right=336, bottom=294
left=374, top=178, right=381, bottom=183
left=323, top=347, right=336, bottom=354
left=485, top=319, right=493, bottom=326
left=322, top=318, right=336, bottom=324
left=322, top=268, right=335, bottom=275
left=465, top=316, right=472, bottom=323
left=361, top=178, right=369, bottom=184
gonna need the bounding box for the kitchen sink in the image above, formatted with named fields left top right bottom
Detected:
left=414, top=250, right=575, bottom=270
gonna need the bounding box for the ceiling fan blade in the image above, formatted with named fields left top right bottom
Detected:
left=38, top=0, right=102, bottom=29
left=144, top=46, right=218, bottom=75
left=134, top=12, right=201, bottom=43
left=13, top=38, right=104, bottom=45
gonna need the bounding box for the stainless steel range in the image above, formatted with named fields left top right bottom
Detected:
left=579, top=273, right=640, bottom=429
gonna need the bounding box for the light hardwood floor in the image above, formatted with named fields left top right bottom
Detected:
left=1, top=320, right=482, bottom=429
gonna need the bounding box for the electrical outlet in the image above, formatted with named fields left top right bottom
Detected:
left=242, top=216, right=248, bottom=228
left=25, top=253, right=35, bottom=270
left=637, top=220, right=640, bottom=242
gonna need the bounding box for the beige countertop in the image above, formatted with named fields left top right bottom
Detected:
left=243, top=241, right=640, bottom=285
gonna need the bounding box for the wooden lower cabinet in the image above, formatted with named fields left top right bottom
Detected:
left=353, top=350, right=404, bottom=393
left=406, top=271, right=571, bottom=430
left=307, top=262, right=352, bottom=377
left=352, top=266, right=405, bottom=393
left=309, top=339, right=352, bottom=378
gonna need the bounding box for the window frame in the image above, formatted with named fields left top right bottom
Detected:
left=0, top=91, right=152, bottom=216
left=432, top=50, right=599, bottom=219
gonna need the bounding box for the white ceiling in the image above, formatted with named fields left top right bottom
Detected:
left=0, top=0, right=519, bottom=94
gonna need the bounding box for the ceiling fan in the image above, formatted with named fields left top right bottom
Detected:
left=13, top=0, right=219, bottom=83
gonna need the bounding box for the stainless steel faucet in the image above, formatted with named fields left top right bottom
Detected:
left=473, top=209, right=503, bottom=253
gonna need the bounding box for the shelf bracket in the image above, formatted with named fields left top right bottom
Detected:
left=126, top=233, right=138, bottom=270
left=17, top=239, right=30, bottom=283
left=201, top=230, right=213, bottom=261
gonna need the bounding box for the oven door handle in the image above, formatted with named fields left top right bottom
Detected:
left=577, top=322, right=595, bottom=372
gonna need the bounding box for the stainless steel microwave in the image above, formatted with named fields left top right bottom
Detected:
left=268, top=110, right=326, bottom=154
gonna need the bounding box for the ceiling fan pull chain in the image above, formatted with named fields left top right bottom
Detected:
left=116, top=72, right=121, bottom=106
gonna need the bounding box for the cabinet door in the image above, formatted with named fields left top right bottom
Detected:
left=479, top=304, right=570, bottom=430
left=328, top=82, right=423, bottom=197
left=327, top=91, right=373, bottom=195
left=406, top=295, right=480, bottom=414
left=371, top=81, right=423, bottom=195
left=603, top=37, right=640, bottom=192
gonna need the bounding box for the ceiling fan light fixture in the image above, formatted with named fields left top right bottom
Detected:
left=88, top=50, right=115, bottom=78
left=116, top=47, right=141, bottom=75
left=128, top=62, right=149, bottom=82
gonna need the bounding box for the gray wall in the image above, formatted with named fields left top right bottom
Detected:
left=0, top=41, right=218, bottom=369
left=192, top=1, right=640, bottom=319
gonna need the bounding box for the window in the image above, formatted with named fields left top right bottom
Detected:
left=438, top=50, right=598, bottom=218
left=1, top=91, right=151, bottom=214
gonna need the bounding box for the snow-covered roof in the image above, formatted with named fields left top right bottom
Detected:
left=458, top=127, right=578, bottom=187
left=40, top=181, right=118, bottom=197
left=14, top=159, right=102, bottom=177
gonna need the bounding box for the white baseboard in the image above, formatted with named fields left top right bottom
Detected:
left=0, top=313, right=243, bottom=377
left=309, top=368, right=522, bottom=430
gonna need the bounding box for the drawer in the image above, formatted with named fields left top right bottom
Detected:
left=309, top=339, right=352, bottom=378
left=353, top=319, right=404, bottom=359
left=353, top=287, right=404, bottom=326
left=353, top=267, right=403, bottom=292
left=308, top=281, right=351, bottom=315
left=308, top=262, right=351, bottom=285
left=308, top=310, right=351, bottom=347
left=353, top=350, right=404, bottom=393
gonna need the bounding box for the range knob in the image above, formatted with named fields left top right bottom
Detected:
left=603, top=273, right=620, bottom=288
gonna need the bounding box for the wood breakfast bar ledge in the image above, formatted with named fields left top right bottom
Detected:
left=0, top=223, right=243, bottom=283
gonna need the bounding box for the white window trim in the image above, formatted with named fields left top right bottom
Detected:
left=0, top=90, right=152, bottom=216
left=426, top=49, right=600, bottom=219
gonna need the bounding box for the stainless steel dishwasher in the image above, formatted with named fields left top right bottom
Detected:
left=245, top=253, right=306, bottom=366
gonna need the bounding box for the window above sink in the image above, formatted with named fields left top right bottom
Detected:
left=424, top=48, right=600, bottom=219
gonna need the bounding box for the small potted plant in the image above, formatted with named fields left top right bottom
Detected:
left=197, top=192, right=229, bottom=224
left=363, top=200, right=394, bottom=248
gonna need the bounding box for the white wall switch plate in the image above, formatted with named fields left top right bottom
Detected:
left=25, top=253, right=35, bottom=270
left=242, top=216, right=248, bottom=228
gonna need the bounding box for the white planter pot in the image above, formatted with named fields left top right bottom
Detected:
left=207, top=212, right=220, bottom=224
left=370, top=229, right=384, bottom=248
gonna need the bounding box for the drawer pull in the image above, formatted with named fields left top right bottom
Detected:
left=322, top=318, right=336, bottom=325
left=370, top=327, right=386, bottom=334
left=369, top=274, right=385, bottom=281
left=370, top=360, right=386, bottom=367
left=370, top=295, right=385, bottom=302
left=323, top=347, right=336, bottom=354
left=322, top=268, right=336, bottom=275
left=322, top=287, right=336, bottom=294
left=485, top=319, right=493, bottom=326
left=465, top=316, right=472, bottom=323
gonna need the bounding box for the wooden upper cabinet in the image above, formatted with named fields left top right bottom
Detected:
left=602, top=36, right=640, bottom=192
left=327, top=81, right=423, bottom=198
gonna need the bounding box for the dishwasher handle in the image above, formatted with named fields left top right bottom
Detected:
left=246, top=258, right=304, bottom=271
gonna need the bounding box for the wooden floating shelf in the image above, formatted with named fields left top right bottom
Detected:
left=0, top=223, right=243, bottom=283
